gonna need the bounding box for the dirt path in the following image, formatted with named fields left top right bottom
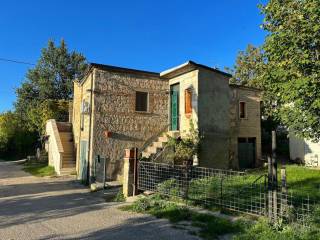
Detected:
left=0, top=161, right=199, bottom=240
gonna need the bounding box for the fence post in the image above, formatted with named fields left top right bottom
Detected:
left=268, top=155, right=273, bottom=220
left=133, top=147, right=139, bottom=196
left=280, top=163, right=287, bottom=215
left=122, top=148, right=136, bottom=198
left=272, top=130, right=278, bottom=222
left=182, top=159, right=192, bottom=202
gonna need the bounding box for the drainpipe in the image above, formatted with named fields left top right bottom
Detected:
left=87, top=71, right=94, bottom=185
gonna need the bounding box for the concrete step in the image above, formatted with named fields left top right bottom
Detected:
left=158, top=136, right=168, bottom=143
left=60, top=168, right=76, bottom=176
left=63, top=158, right=75, bottom=163
left=61, top=147, right=75, bottom=153
left=62, top=152, right=75, bottom=158
left=141, top=152, right=151, bottom=158
left=147, top=146, right=158, bottom=154
left=62, top=163, right=76, bottom=168
left=152, top=141, right=164, bottom=148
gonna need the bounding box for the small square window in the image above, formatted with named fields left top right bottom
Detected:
left=239, top=101, right=246, bottom=119
left=135, top=91, right=148, bottom=112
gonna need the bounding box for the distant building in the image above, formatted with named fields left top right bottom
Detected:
left=289, top=132, right=320, bottom=167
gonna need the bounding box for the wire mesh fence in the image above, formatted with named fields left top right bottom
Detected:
left=137, top=160, right=317, bottom=225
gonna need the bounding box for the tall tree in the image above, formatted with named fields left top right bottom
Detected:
left=261, top=0, right=320, bottom=140
left=15, top=39, right=87, bottom=133
left=229, top=44, right=265, bottom=89
left=230, top=0, right=320, bottom=141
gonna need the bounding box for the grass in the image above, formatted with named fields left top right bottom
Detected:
left=22, top=162, right=56, bottom=177
left=121, top=195, right=320, bottom=240
left=120, top=195, right=247, bottom=239
left=239, top=164, right=320, bottom=200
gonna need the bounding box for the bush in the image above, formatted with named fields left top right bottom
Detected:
left=234, top=217, right=320, bottom=240
left=113, top=189, right=126, bottom=202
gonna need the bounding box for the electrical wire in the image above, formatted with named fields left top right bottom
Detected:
left=0, top=57, right=35, bottom=66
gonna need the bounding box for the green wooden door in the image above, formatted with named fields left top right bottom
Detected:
left=238, top=142, right=255, bottom=169
left=171, top=90, right=179, bottom=131
left=79, top=140, right=88, bottom=182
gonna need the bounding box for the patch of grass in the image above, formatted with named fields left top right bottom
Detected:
left=234, top=217, right=320, bottom=240
left=23, top=162, right=56, bottom=177
left=120, top=196, right=246, bottom=239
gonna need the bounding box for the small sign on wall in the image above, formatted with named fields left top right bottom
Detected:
left=104, top=131, right=112, bottom=138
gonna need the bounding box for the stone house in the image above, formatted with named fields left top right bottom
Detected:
left=71, top=61, right=261, bottom=182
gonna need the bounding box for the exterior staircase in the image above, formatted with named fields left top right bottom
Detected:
left=141, top=131, right=180, bottom=159
left=56, top=122, right=76, bottom=175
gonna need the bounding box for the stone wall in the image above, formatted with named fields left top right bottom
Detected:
left=92, top=69, right=168, bottom=180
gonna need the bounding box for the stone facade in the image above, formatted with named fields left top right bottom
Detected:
left=72, top=61, right=261, bottom=182
left=73, top=65, right=168, bottom=181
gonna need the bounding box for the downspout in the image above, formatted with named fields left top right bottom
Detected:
left=87, top=71, right=94, bottom=185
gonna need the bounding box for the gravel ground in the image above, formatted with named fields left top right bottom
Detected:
left=0, top=161, right=200, bottom=240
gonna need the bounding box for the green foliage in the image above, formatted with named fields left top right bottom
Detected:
left=26, top=100, right=70, bottom=134
left=0, top=111, right=37, bottom=159
left=234, top=217, right=320, bottom=240
left=231, top=0, right=320, bottom=140
left=229, top=44, right=265, bottom=89
left=121, top=196, right=246, bottom=239
left=260, top=0, right=320, bottom=141
left=113, top=189, right=126, bottom=202
left=23, top=162, right=56, bottom=177
left=15, top=39, right=87, bottom=134
left=157, top=179, right=181, bottom=200
left=166, top=120, right=201, bottom=163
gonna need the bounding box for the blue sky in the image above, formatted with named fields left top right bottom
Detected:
left=0, top=0, right=266, bottom=112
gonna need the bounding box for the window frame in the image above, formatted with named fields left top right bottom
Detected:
left=239, top=101, right=247, bottom=119
left=184, top=88, right=192, bottom=116
left=135, top=91, right=149, bottom=113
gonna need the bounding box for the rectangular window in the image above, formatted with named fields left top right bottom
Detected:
left=239, top=101, right=246, bottom=119
left=185, top=89, right=192, bottom=115
left=135, top=91, right=148, bottom=112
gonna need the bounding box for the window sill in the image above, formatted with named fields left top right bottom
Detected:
left=135, top=111, right=152, bottom=115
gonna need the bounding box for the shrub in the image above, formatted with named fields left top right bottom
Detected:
left=113, top=189, right=126, bottom=202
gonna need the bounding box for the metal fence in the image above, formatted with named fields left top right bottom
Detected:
left=137, top=160, right=317, bottom=225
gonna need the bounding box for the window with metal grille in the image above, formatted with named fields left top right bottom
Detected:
left=239, top=101, right=246, bottom=119
left=135, top=91, right=148, bottom=112
left=185, top=89, right=192, bottom=115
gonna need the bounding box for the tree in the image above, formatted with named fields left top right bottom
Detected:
left=261, top=0, right=320, bottom=140
left=0, top=111, right=37, bottom=159
left=15, top=39, right=87, bottom=133
left=230, top=0, right=320, bottom=141
left=229, top=44, right=265, bottom=89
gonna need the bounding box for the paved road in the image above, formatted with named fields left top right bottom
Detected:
left=0, top=161, right=199, bottom=240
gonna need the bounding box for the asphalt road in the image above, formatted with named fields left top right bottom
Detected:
left=0, top=161, right=199, bottom=240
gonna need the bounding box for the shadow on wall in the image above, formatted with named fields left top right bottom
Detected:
left=111, top=133, right=143, bottom=142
